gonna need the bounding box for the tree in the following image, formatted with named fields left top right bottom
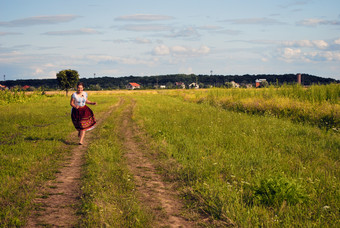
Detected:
left=260, top=80, right=269, bottom=88
left=56, top=69, right=79, bottom=96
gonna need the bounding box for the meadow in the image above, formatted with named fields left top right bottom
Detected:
left=163, top=83, right=340, bottom=130
left=133, top=89, right=339, bottom=227
left=0, top=85, right=339, bottom=227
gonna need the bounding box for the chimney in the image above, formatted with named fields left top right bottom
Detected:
left=297, top=73, right=301, bottom=84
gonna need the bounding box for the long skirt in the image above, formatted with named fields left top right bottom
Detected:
left=71, top=105, right=96, bottom=131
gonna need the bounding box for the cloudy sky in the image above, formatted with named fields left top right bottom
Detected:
left=1, top=0, right=340, bottom=81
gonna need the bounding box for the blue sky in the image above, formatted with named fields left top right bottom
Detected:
left=1, top=0, right=340, bottom=80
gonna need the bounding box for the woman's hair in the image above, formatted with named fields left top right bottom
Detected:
left=77, top=82, right=84, bottom=88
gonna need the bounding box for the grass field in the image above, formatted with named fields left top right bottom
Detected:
left=163, top=84, right=340, bottom=130
left=0, top=86, right=339, bottom=227
left=0, top=93, right=113, bottom=226
left=133, top=92, right=339, bottom=227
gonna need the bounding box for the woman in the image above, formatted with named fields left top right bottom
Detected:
left=70, top=82, right=97, bottom=145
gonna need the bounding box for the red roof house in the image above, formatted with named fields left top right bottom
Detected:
left=126, top=82, right=141, bottom=90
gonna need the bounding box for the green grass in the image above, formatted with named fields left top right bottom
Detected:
left=0, top=93, right=113, bottom=226
left=132, top=93, right=339, bottom=227
left=165, top=84, right=340, bottom=130
left=1, top=90, right=338, bottom=227
left=79, top=96, right=152, bottom=227
left=0, top=90, right=47, bottom=105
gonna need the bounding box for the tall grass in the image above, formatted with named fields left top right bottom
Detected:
left=0, top=89, right=48, bottom=105
left=133, top=93, right=339, bottom=227
left=164, top=84, right=340, bottom=130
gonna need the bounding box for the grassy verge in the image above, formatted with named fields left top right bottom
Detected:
left=132, top=93, right=339, bottom=227
left=79, top=96, right=152, bottom=227
left=0, top=90, right=48, bottom=105
left=0, top=93, right=112, bottom=226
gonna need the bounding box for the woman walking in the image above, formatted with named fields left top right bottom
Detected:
left=70, top=82, right=97, bottom=145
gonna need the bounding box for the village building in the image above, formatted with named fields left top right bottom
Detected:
left=230, top=81, right=240, bottom=88
left=126, top=82, right=141, bottom=90
left=255, top=79, right=267, bottom=88
left=175, top=82, right=185, bottom=89
left=0, top=84, right=8, bottom=90
left=189, top=82, right=199, bottom=89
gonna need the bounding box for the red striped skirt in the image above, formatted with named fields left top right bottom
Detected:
left=71, top=105, right=96, bottom=131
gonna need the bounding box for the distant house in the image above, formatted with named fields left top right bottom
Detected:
left=189, top=82, right=199, bottom=89
left=159, top=85, right=166, bottom=89
left=230, top=81, right=240, bottom=88
left=126, top=82, right=141, bottom=90
left=255, top=79, right=267, bottom=88
left=22, top=85, right=30, bottom=90
left=175, top=82, right=185, bottom=89
left=0, top=84, right=8, bottom=90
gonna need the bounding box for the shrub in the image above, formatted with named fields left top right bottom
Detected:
left=251, top=176, right=308, bottom=208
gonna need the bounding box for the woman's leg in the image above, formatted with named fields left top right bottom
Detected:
left=79, top=130, right=85, bottom=144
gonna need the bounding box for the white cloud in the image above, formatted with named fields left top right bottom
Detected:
left=115, top=14, right=174, bottom=21
left=194, top=45, right=210, bottom=54
left=134, top=38, right=152, bottom=44
left=167, top=27, right=200, bottom=39
left=282, top=40, right=313, bottom=47
left=312, top=40, right=329, bottom=49
left=282, top=39, right=328, bottom=49
left=224, top=17, right=284, bottom=25
left=279, top=1, right=311, bottom=8
left=33, top=67, right=44, bottom=75
left=307, top=51, right=340, bottom=61
left=215, top=29, right=242, bottom=35
left=196, top=25, right=223, bottom=30
left=281, top=48, right=302, bottom=59
left=278, top=46, right=340, bottom=63
left=334, top=38, right=340, bottom=45
left=43, top=28, right=100, bottom=36
left=85, top=55, right=156, bottom=66
left=171, top=46, right=187, bottom=53
left=0, top=15, right=79, bottom=27
left=297, top=18, right=340, bottom=26
left=0, top=32, right=22, bottom=36
left=153, top=45, right=210, bottom=56
left=120, top=24, right=171, bottom=32
left=153, top=45, right=170, bottom=55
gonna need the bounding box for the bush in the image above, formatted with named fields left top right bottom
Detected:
left=251, top=176, right=308, bottom=207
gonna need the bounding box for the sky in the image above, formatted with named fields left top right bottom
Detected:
left=1, top=0, right=340, bottom=81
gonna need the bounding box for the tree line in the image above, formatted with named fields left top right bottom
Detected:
left=1, top=73, right=338, bottom=90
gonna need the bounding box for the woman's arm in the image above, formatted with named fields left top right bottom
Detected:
left=86, top=100, right=97, bottom=105
left=70, top=97, right=79, bottom=109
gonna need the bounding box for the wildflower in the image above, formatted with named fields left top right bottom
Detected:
left=323, top=205, right=330, bottom=210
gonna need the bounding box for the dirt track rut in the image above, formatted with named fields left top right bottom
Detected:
left=119, top=98, right=195, bottom=227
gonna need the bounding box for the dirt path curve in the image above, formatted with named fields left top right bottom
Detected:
left=26, top=101, right=121, bottom=227
left=119, top=98, right=196, bottom=228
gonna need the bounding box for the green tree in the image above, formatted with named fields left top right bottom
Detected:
left=225, top=81, right=233, bottom=88
left=261, top=80, right=269, bottom=88
left=56, top=69, right=79, bottom=96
